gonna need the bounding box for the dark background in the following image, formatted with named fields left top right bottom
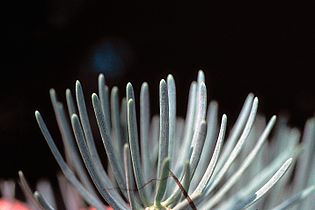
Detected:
left=2, top=0, right=314, bottom=185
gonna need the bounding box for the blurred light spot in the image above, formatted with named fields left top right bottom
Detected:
left=91, top=39, right=132, bottom=77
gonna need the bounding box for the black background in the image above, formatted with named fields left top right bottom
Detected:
left=2, top=0, right=314, bottom=186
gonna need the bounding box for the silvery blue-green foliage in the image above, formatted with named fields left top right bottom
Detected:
left=17, top=71, right=314, bottom=209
